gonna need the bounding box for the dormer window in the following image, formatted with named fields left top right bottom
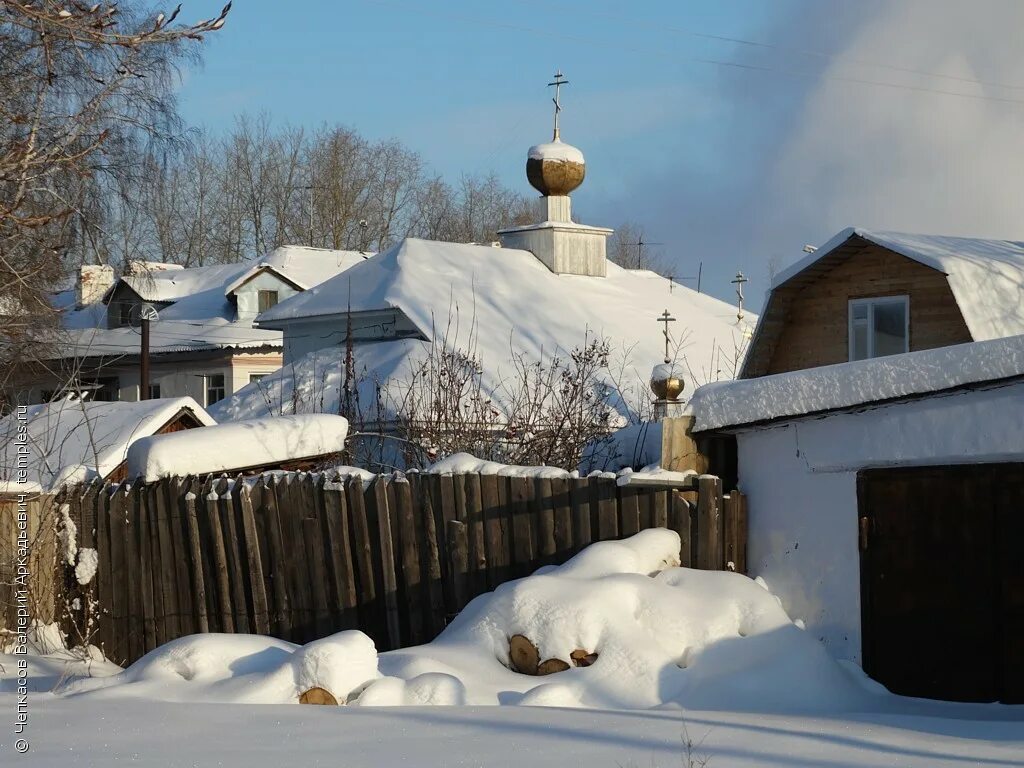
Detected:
left=258, top=290, right=279, bottom=313
left=849, top=296, right=909, bottom=361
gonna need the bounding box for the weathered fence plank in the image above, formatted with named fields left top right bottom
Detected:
left=371, top=476, right=402, bottom=650
left=239, top=484, right=270, bottom=635
left=183, top=490, right=209, bottom=635
left=696, top=475, right=724, bottom=571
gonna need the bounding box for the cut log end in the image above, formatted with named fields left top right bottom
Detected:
left=537, top=658, right=570, bottom=676
left=299, top=687, right=339, bottom=705
left=570, top=649, right=598, bottom=667
left=509, top=634, right=540, bottom=675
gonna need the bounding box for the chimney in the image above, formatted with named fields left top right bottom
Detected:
left=76, top=264, right=115, bottom=307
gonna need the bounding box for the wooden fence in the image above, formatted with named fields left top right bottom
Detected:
left=55, top=472, right=747, bottom=665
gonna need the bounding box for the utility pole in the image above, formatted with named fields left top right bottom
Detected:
left=636, top=234, right=663, bottom=270
left=139, top=305, right=157, bottom=400
left=677, top=261, right=703, bottom=294
left=306, top=183, right=315, bottom=247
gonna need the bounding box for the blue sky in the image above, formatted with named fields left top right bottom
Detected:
left=175, top=1, right=1024, bottom=309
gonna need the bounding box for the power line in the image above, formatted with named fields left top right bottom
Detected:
left=514, top=0, right=1024, bottom=93
left=362, top=0, right=1024, bottom=107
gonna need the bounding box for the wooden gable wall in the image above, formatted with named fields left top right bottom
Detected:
left=745, top=239, right=973, bottom=377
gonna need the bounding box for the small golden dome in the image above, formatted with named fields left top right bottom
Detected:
left=526, top=140, right=586, bottom=196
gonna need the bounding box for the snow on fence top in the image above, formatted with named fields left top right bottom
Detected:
left=688, top=334, right=1024, bottom=432
left=126, top=414, right=349, bottom=481
left=774, top=227, right=1024, bottom=341
left=0, top=397, right=214, bottom=491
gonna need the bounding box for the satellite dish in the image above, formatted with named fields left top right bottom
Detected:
left=127, top=303, right=159, bottom=327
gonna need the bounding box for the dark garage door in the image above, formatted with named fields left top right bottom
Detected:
left=858, top=464, right=1024, bottom=703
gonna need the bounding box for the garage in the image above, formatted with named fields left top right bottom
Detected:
left=857, top=464, right=1023, bottom=703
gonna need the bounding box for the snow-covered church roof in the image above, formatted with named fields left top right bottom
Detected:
left=213, top=237, right=754, bottom=423
left=773, top=227, right=1024, bottom=342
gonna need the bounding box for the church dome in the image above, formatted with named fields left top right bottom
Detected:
left=526, top=139, right=585, bottom=196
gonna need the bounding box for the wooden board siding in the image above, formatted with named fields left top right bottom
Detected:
left=761, top=243, right=972, bottom=375
left=858, top=464, right=1024, bottom=703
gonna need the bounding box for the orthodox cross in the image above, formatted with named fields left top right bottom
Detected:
left=548, top=70, right=568, bottom=140
left=732, top=271, right=749, bottom=320
left=657, top=309, right=676, bottom=364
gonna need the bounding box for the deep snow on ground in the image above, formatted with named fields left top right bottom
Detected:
left=2, top=530, right=1022, bottom=766
left=58, top=530, right=866, bottom=711
left=4, top=698, right=1023, bottom=768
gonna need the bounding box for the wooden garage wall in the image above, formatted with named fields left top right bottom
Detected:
left=764, top=245, right=973, bottom=375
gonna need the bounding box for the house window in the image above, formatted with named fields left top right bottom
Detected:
left=249, top=373, right=267, bottom=385
left=206, top=374, right=226, bottom=405
left=148, top=383, right=161, bottom=399
left=118, top=301, right=133, bottom=328
left=849, top=296, right=909, bottom=361
left=257, top=290, right=279, bottom=313
left=77, top=376, right=120, bottom=401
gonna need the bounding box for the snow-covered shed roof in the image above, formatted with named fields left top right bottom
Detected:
left=0, top=397, right=215, bottom=490
left=213, top=237, right=754, bottom=423
left=773, top=228, right=1024, bottom=342
left=125, top=414, right=349, bottom=481
left=688, top=335, right=1024, bottom=433
left=54, top=246, right=367, bottom=359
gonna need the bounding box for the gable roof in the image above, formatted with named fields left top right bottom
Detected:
left=213, top=237, right=755, bottom=424
left=742, top=228, right=1024, bottom=378
left=689, top=334, right=1024, bottom=433
left=54, top=246, right=367, bottom=359
left=223, top=263, right=308, bottom=297
left=775, top=228, right=1024, bottom=340
left=0, top=397, right=215, bottom=490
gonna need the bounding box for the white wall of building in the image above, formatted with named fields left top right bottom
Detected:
left=280, top=309, right=420, bottom=364
left=737, top=380, right=1024, bottom=664
left=234, top=272, right=302, bottom=320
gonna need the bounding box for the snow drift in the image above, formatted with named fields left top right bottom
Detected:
left=62, top=530, right=869, bottom=712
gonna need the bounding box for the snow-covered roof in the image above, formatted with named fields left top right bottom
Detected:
left=125, top=414, right=349, bottom=481
left=0, top=397, right=214, bottom=490
left=54, top=246, right=367, bottom=358
left=773, top=227, right=1024, bottom=341
left=688, top=335, right=1024, bottom=432
left=222, top=262, right=309, bottom=297
left=214, top=238, right=753, bottom=423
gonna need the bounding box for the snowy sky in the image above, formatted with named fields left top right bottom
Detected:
left=175, top=0, right=1024, bottom=310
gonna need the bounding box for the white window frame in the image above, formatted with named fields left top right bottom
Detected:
left=848, top=295, right=910, bottom=361
left=205, top=373, right=226, bottom=406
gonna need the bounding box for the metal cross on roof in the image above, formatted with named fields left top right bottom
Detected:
left=732, top=271, right=749, bottom=320
left=548, top=70, right=569, bottom=140
left=657, top=309, right=676, bottom=363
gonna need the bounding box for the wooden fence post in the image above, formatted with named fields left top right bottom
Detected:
left=723, top=490, right=748, bottom=575
left=696, top=475, right=724, bottom=571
